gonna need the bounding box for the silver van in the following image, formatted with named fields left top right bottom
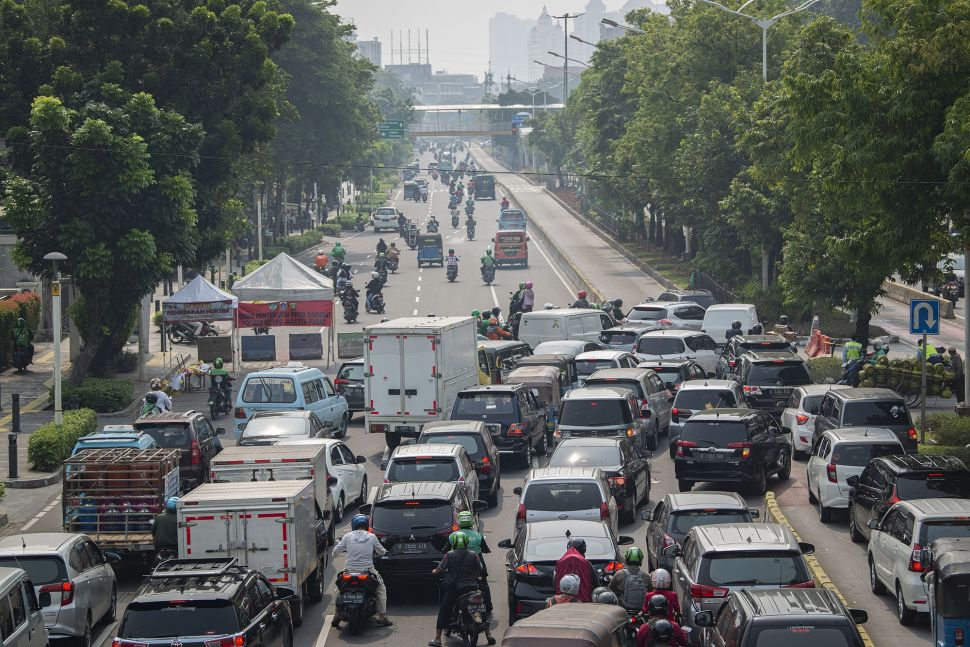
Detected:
left=519, top=309, right=617, bottom=350
left=0, top=568, right=46, bottom=647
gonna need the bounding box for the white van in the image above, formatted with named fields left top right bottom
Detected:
left=701, top=303, right=760, bottom=343
left=518, top=309, right=616, bottom=350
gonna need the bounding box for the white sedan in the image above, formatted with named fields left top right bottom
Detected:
left=321, top=439, right=368, bottom=523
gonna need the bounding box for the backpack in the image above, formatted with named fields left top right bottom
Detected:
left=620, top=568, right=650, bottom=610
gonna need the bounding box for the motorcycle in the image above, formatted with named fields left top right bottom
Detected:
left=465, top=204, right=475, bottom=217
left=451, top=212, right=460, bottom=228
left=355, top=218, right=365, bottom=232
left=11, top=346, right=32, bottom=373
left=342, top=288, right=360, bottom=323
left=366, top=292, right=385, bottom=315
left=481, top=265, right=495, bottom=286
left=421, top=191, right=428, bottom=203
left=376, top=267, right=388, bottom=286
left=168, top=320, right=218, bottom=345
left=208, top=379, right=232, bottom=420
left=838, top=358, right=864, bottom=387
left=427, top=220, right=440, bottom=233
left=334, top=570, right=379, bottom=635
left=388, top=255, right=399, bottom=273
left=466, top=220, right=476, bottom=240
left=447, top=264, right=458, bottom=282
left=444, top=588, right=489, bottom=647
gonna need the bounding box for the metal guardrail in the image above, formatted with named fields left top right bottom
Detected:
left=691, top=269, right=737, bottom=304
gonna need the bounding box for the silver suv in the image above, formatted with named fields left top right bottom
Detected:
left=0, top=533, right=119, bottom=644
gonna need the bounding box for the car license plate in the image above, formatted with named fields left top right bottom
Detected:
left=693, top=452, right=725, bottom=462
left=340, top=593, right=364, bottom=604
left=399, top=542, right=428, bottom=553
left=396, top=426, right=415, bottom=434
left=485, top=424, right=501, bottom=435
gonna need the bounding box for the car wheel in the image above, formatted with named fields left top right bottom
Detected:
left=678, top=479, right=692, bottom=492
left=104, top=585, right=117, bottom=623
left=869, top=556, right=886, bottom=595
left=334, top=493, right=345, bottom=523
left=668, top=441, right=677, bottom=459
left=777, top=449, right=792, bottom=481
left=281, top=626, right=293, bottom=647
left=536, top=432, right=548, bottom=456
left=896, top=583, right=916, bottom=625
left=817, top=495, right=832, bottom=523
left=336, top=414, right=348, bottom=438
left=808, top=487, right=818, bottom=504
left=356, top=476, right=368, bottom=505
left=848, top=511, right=864, bottom=543
left=623, top=489, right=637, bottom=524
left=76, top=616, right=91, bottom=647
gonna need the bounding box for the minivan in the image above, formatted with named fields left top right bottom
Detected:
left=0, top=568, right=46, bottom=647
left=372, top=206, right=401, bottom=232
left=812, top=387, right=917, bottom=452
left=233, top=362, right=349, bottom=438
left=384, top=443, right=481, bottom=504
left=701, top=303, right=760, bottom=343
left=519, top=309, right=617, bottom=350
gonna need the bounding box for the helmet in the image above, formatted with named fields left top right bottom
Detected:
left=390, top=242, right=397, bottom=248
left=15, top=318, right=24, bottom=326
left=150, top=378, right=162, bottom=390
left=731, top=320, right=742, bottom=330
left=472, top=309, right=481, bottom=318
left=492, top=307, right=501, bottom=317
left=485, top=249, right=493, bottom=256
left=457, top=511, right=474, bottom=528
left=351, top=514, right=369, bottom=530
left=882, top=343, right=890, bottom=352
left=594, top=590, right=618, bottom=604
left=165, top=496, right=179, bottom=511
left=145, top=392, right=158, bottom=404
left=519, top=283, right=526, bottom=289
left=213, top=357, right=223, bottom=369
left=372, top=272, right=379, bottom=279
left=559, top=574, right=580, bottom=596
left=449, top=249, right=455, bottom=254
left=647, top=594, right=669, bottom=617
left=525, top=281, right=533, bottom=289
left=578, top=290, right=587, bottom=299
left=489, top=317, right=498, bottom=325
left=592, top=586, right=610, bottom=600
left=568, top=537, right=587, bottom=555
left=650, top=568, right=672, bottom=589
left=624, top=546, right=644, bottom=565
left=450, top=532, right=469, bottom=550
left=779, top=315, right=789, bottom=325
left=544, top=303, right=555, bottom=310
left=651, top=620, right=674, bottom=642
left=378, top=252, right=385, bottom=258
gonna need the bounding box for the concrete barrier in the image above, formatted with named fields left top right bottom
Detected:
left=883, top=280, right=954, bottom=319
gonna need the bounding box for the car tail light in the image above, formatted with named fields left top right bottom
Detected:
left=204, top=636, right=246, bottom=647
left=113, top=641, right=149, bottom=647
left=600, top=502, right=610, bottom=520
left=743, top=385, right=762, bottom=395
left=625, top=427, right=636, bottom=438
left=40, top=580, right=74, bottom=606
left=690, top=583, right=728, bottom=599
left=515, top=563, right=539, bottom=575
left=795, top=414, right=809, bottom=425
left=604, top=561, right=622, bottom=573
left=676, top=440, right=697, bottom=458
left=507, top=423, right=524, bottom=437
left=334, top=378, right=349, bottom=385
left=370, top=423, right=389, bottom=433
left=956, top=628, right=965, bottom=646
left=826, top=463, right=837, bottom=483
left=727, top=441, right=751, bottom=459
left=191, top=439, right=202, bottom=466
left=909, top=544, right=923, bottom=572
left=516, top=504, right=526, bottom=524
left=889, top=485, right=901, bottom=505
left=784, top=581, right=816, bottom=589
left=908, top=427, right=918, bottom=441
left=234, top=407, right=247, bottom=419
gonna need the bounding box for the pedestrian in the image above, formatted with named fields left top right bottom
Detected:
left=950, top=347, right=965, bottom=403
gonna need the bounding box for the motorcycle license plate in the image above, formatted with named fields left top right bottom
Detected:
left=340, top=593, right=364, bottom=604
left=396, top=426, right=415, bottom=435
left=399, top=542, right=428, bottom=553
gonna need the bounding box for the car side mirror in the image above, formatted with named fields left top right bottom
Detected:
left=215, top=427, right=226, bottom=435
left=104, top=552, right=121, bottom=564
left=798, top=542, right=815, bottom=555
left=693, top=611, right=714, bottom=628
left=618, top=535, right=635, bottom=546
left=513, top=486, right=522, bottom=496
left=275, top=585, right=296, bottom=601
left=846, top=475, right=859, bottom=487
left=38, top=591, right=51, bottom=608
left=356, top=455, right=367, bottom=464
left=867, top=519, right=880, bottom=531
left=358, top=503, right=372, bottom=515
left=662, top=545, right=682, bottom=558
left=848, top=608, right=868, bottom=624
left=748, top=508, right=760, bottom=519
left=497, top=539, right=513, bottom=549
left=473, top=500, right=488, bottom=513
left=327, top=476, right=338, bottom=487
left=640, top=510, right=653, bottom=522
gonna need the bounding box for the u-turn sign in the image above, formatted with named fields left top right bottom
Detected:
left=910, top=299, right=940, bottom=335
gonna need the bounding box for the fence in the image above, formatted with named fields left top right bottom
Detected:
left=690, top=270, right=736, bottom=304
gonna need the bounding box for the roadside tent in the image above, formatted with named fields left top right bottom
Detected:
left=162, top=274, right=238, bottom=323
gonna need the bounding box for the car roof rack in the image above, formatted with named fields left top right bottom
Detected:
left=150, top=557, right=239, bottom=579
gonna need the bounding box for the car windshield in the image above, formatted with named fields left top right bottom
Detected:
left=674, top=390, right=737, bottom=410
left=371, top=501, right=453, bottom=533
left=419, top=434, right=483, bottom=459
left=920, top=520, right=970, bottom=544
left=636, top=338, right=685, bottom=356
left=830, top=443, right=902, bottom=466
left=750, top=627, right=854, bottom=647
left=560, top=399, right=632, bottom=426
left=627, top=307, right=666, bottom=321
left=526, top=537, right=616, bottom=562
left=119, top=601, right=239, bottom=638
left=524, top=482, right=603, bottom=511
left=387, top=457, right=459, bottom=482
left=576, top=360, right=617, bottom=376
left=0, top=557, right=66, bottom=586
left=747, top=362, right=812, bottom=385
left=896, top=473, right=970, bottom=499
left=680, top=420, right=748, bottom=446
left=600, top=331, right=639, bottom=346
left=548, top=444, right=622, bottom=468
left=241, top=377, right=297, bottom=404
left=842, top=401, right=909, bottom=426
left=337, top=364, right=365, bottom=381
left=454, top=393, right=516, bottom=416
left=669, top=510, right=752, bottom=535
left=137, top=424, right=190, bottom=448
left=242, top=417, right=308, bottom=437
left=585, top=379, right=645, bottom=399
left=700, top=551, right=809, bottom=587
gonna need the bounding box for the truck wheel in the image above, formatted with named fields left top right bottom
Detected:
left=290, top=594, right=304, bottom=627
left=307, top=563, right=325, bottom=602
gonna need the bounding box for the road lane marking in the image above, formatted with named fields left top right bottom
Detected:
left=490, top=284, right=499, bottom=309
left=21, top=499, right=59, bottom=532
left=317, top=617, right=334, bottom=646
left=416, top=285, right=421, bottom=292
left=414, top=296, right=419, bottom=303
left=413, top=309, right=418, bottom=316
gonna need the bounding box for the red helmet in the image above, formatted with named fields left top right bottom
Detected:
left=578, top=290, right=587, bottom=299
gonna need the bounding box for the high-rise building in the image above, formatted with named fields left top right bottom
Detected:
left=570, top=0, right=607, bottom=63
left=600, top=0, right=669, bottom=40
left=356, top=37, right=382, bottom=67
left=527, top=7, right=564, bottom=83
left=489, top=12, right=532, bottom=86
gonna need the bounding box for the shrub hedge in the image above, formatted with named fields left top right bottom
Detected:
left=807, top=356, right=842, bottom=383
left=917, top=413, right=970, bottom=446
left=921, top=443, right=970, bottom=466
left=0, top=292, right=41, bottom=370
left=112, top=350, right=138, bottom=374
left=319, top=224, right=341, bottom=237
left=243, top=259, right=269, bottom=276
left=53, top=378, right=133, bottom=413
left=27, top=408, right=98, bottom=471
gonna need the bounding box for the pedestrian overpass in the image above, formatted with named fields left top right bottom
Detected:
left=407, top=103, right=564, bottom=138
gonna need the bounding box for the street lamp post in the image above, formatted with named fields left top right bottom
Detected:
left=600, top=18, right=645, bottom=34
left=547, top=51, right=591, bottom=68
left=44, top=252, right=67, bottom=425
left=552, top=12, right=583, bottom=100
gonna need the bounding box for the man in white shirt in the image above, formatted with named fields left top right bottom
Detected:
left=331, top=514, right=393, bottom=628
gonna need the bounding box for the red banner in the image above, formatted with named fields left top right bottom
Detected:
left=237, top=300, right=333, bottom=327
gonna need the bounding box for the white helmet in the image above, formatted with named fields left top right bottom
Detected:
left=650, top=568, right=672, bottom=589
left=371, top=271, right=379, bottom=279
left=559, top=574, right=580, bottom=596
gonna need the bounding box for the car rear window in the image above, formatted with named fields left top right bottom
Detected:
left=750, top=627, right=854, bottom=647
left=454, top=393, right=516, bottom=416
left=799, top=394, right=823, bottom=412
left=699, top=551, right=809, bottom=587
left=668, top=510, right=752, bottom=535
left=585, top=379, right=645, bottom=399
left=576, top=360, right=617, bottom=376
left=337, top=364, right=365, bottom=381
left=600, top=331, right=639, bottom=346
left=524, top=482, right=603, bottom=511
left=674, top=390, right=737, bottom=410
left=120, top=601, right=239, bottom=638
left=525, top=537, right=616, bottom=562
left=679, top=420, right=748, bottom=445
left=387, top=457, right=459, bottom=483
left=636, top=338, right=685, bottom=356
left=830, top=443, right=902, bottom=466
left=137, top=424, right=190, bottom=448
left=371, top=501, right=453, bottom=533
left=627, top=307, right=666, bottom=321
left=0, top=557, right=66, bottom=586
left=241, top=377, right=297, bottom=404
left=739, top=341, right=792, bottom=353
left=920, top=519, right=970, bottom=544
left=419, top=434, right=483, bottom=459
left=841, top=401, right=909, bottom=426
left=649, top=367, right=685, bottom=385
left=896, top=472, right=970, bottom=499
left=560, top=399, right=632, bottom=426
left=241, top=417, right=308, bottom=438
left=747, top=362, right=812, bottom=385
left=548, top=444, right=622, bottom=468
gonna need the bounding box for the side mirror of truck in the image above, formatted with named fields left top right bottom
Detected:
left=356, top=455, right=367, bottom=464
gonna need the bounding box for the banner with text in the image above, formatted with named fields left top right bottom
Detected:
left=163, top=301, right=235, bottom=323
left=237, top=300, right=333, bottom=328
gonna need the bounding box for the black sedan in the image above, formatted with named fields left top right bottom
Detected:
left=335, top=358, right=365, bottom=418
left=547, top=437, right=650, bottom=523
left=497, top=519, right=633, bottom=622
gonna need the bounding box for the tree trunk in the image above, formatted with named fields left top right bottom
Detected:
left=854, top=307, right=872, bottom=349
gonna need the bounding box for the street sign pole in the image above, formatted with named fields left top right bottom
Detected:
left=922, top=332, right=928, bottom=444
left=910, top=298, right=940, bottom=442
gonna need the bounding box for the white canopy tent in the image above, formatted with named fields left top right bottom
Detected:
left=163, top=274, right=239, bottom=314
left=232, top=253, right=333, bottom=302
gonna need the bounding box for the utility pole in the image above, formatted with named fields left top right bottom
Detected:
left=552, top=12, right=583, bottom=100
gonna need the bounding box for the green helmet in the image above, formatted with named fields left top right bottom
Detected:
left=625, top=546, right=644, bottom=565
left=485, top=249, right=492, bottom=256
left=471, top=309, right=481, bottom=318
left=519, top=282, right=525, bottom=289
left=457, top=511, right=474, bottom=528
left=450, top=531, right=469, bottom=550
left=213, top=357, right=224, bottom=369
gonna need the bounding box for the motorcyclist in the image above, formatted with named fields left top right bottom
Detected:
left=609, top=547, right=650, bottom=612
left=428, top=215, right=440, bottom=231
left=11, top=317, right=34, bottom=368
left=331, top=514, right=393, bottom=628
left=209, top=357, right=232, bottom=406
left=594, top=590, right=619, bottom=605
left=397, top=212, right=408, bottom=232
left=725, top=320, right=743, bottom=342
left=331, top=241, right=346, bottom=263
left=546, top=573, right=581, bottom=607
left=870, top=342, right=890, bottom=364
left=141, top=392, right=164, bottom=416
left=419, top=184, right=428, bottom=201
left=152, top=496, right=179, bottom=552
left=449, top=193, right=460, bottom=210
left=446, top=249, right=459, bottom=274
left=639, top=620, right=680, bottom=647
left=465, top=195, right=475, bottom=211
left=500, top=196, right=510, bottom=211
left=636, top=596, right=687, bottom=647
left=486, top=317, right=511, bottom=340
left=608, top=298, right=624, bottom=321
left=376, top=238, right=388, bottom=255
left=480, top=248, right=496, bottom=280
left=314, top=253, right=329, bottom=273
left=521, top=281, right=535, bottom=313
left=451, top=511, right=492, bottom=613
left=554, top=537, right=598, bottom=602
left=375, top=253, right=389, bottom=276
left=510, top=283, right=526, bottom=315
left=148, top=378, right=173, bottom=412
left=336, top=262, right=352, bottom=281
left=491, top=307, right=503, bottom=324
left=572, top=290, right=590, bottom=309
left=386, top=242, right=400, bottom=264
left=647, top=569, right=680, bottom=622
left=366, top=272, right=384, bottom=311
left=430, top=532, right=494, bottom=647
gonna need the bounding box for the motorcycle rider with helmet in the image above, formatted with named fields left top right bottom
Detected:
left=365, top=272, right=385, bottom=312
left=546, top=574, right=581, bottom=607
left=594, top=590, right=619, bottom=605
left=375, top=252, right=389, bottom=275
left=555, top=537, right=598, bottom=602
left=636, top=596, right=687, bottom=647
left=500, top=196, right=510, bottom=211
left=446, top=249, right=460, bottom=275
left=486, top=317, right=511, bottom=340
left=647, top=569, right=680, bottom=622
left=480, top=248, right=496, bottom=280
left=640, top=620, right=678, bottom=647
left=609, top=547, right=650, bottom=612
left=430, top=532, right=494, bottom=647
left=209, top=357, right=232, bottom=407
left=450, top=512, right=492, bottom=613
left=331, top=514, right=393, bottom=628
left=376, top=238, right=388, bottom=256
left=521, top=282, right=535, bottom=313
left=608, top=298, right=624, bottom=321
left=152, top=497, right=179, bottom=553
left=573, top=290, right=591, bottom=309
left=148, top=378, right=173, bottom=412
left=725, top=320, right=743, bottom=342
left=331, top=241, right=346, bottom=264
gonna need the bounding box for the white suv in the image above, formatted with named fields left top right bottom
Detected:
left=781, top=384, right=852, bottom=455
left=867, top=498, right=970, bottom=625
left=372, top=206, right=400, bottom=232
left=623, top=302, right=706, bottom=330
left=806, top=427, right=904, bottom=521
left=512, top=467, right=618, bottom=535
left=634, top=330, right=721, bottom=376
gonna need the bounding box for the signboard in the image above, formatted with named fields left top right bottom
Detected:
left=910, top=299, right=940, bottom=335
left=288, top=333, right=323, bottom=360
left=378, top=119, right=406, bottom=139
left=337, top=332, right=364, bottom=359
left=512, top=112, right=531, bottom=125
left=237, top=300, right=333, bottom=328
left=163, top=301, right=235, bottom=323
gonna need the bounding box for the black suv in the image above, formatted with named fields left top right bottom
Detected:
left=115, top=558, right=294, bottom=647
left=674, top=409, right=792, bottom=494
left=451, top=385, right=548, bottom=467
left=847, top=454, right=970, bottom=543
left=715, top=334, right=795, bottom=378
left=736, top=352, right=812, bottom=418
left=133, top=411, right=224, bottom=488
left=360, top=481, right=486, bottom=582
left=694, top=587, right=868, bottom=647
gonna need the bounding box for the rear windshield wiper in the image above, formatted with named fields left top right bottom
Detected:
left=409, top=525, right=439, bottom=530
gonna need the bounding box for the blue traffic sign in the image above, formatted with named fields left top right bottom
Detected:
left=910, top=299, right=940, bottom=335
left=511, top=112, right=531, bottom=125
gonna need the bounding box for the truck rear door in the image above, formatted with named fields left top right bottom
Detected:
left=403, top=334, right=438, bottom=417
left=368, top=334, right=403, bottom=418
left=181, top=507, right=291, bottom=585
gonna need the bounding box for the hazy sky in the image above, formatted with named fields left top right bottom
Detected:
left=333, top=1, right=620, bottom=77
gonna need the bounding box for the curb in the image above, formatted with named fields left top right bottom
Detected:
left=763, top=492, right=876, bottom=647
left=5, top=471, right=61, bottom=489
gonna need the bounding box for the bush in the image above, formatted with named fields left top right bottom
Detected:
left=0, top=292, right=41, bottom=370
left=152, top=311, right=164, bottom=332
left=807, top=356, right=842, bottom=383
left=27, top=408, right=98, bottom=471
left=917, top=413, right=970, bottom=446
left=281, top=231, right=322, bottom=255
left=54, top=378, right=133, bottom=413
left=921, top=443, right=970, bottom=465
left=319, top=223, right=341, bottom=237
left=334, top=216, right=357, bottom=230
left=243, top=259, right=269, bottom=276
left=112, top=350, right=138, bottom=374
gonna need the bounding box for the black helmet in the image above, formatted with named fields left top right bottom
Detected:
left=613, top=298, right=623, bottom=308
left=647, top=594, right=669, bottom=617
left=594, top=590, right=618, bottom=604
left=568, top=537, right=587, bottom=555
left=731, top=320, right=742, bottom=330
left=145, top=392, right=158, bottom=404
left=779, top=315, right=789, bottom=325
left=652, top=620, right=674, bottom=642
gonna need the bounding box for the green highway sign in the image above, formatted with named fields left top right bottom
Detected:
left=378, top=120, right=406, bottom=139
left=381, top=120, right=405, bottom=129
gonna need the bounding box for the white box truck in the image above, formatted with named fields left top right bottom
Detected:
left=177, top=481, right=325, bottom=625
left=364, top=316, right=479, bottom=448
left=208, top=442, right=335, bottom=544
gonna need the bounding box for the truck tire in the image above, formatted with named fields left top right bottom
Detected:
left=290, top=594, right=304, bottom=627
left=307, top=562, right=325, bottom=603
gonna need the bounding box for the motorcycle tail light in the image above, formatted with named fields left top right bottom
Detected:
left=604, top=561, right=622, bottom=573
